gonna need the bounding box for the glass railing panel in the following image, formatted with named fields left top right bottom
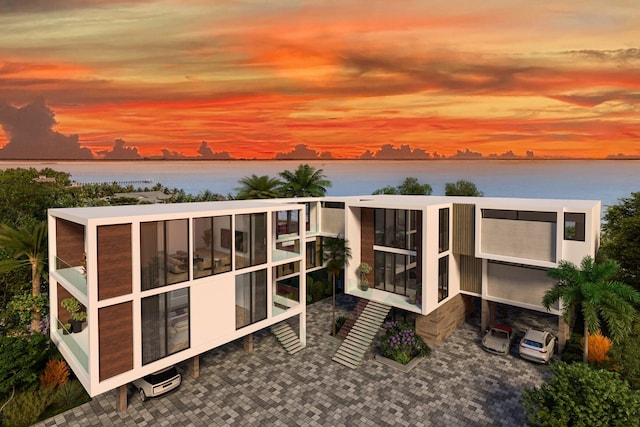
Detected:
left=55, top=257, right=87, bottom=296
left=56, top=318, right=88, bottom=372
left=272, top=292, right=299, bottom=317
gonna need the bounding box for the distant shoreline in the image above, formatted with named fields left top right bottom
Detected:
left=1, top=157, right=639, bottom=162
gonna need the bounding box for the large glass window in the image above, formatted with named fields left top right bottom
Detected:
left=193, top=216, right=232, bottom=279
left=141, top=288, right=189, bottom=365
left=306, top=238, right=321, bottom=268
left=235, top=213, right=267, bottom=269
left=374, top=209, right=418, bottom=250
left=235, top=269, right=267, bottom=329
left=374, top=251, right=418, bottom=297
left=438, top=256, right=449, bottom=302
left=439, top=208, right=450, bottom=253
left=140, top=219, right=189, bottom=290
left=564, top=212, right=586, bottom=241
left=276, top=210, right=299, bottom=238
left=482, top=209, right=556, bottom=222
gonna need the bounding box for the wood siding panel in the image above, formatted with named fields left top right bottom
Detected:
left=453, top=204, right=475, bottom=256
left=99, top=302, right=133, bottom=381
left=416, top=294, right=466, bottom=346
left=57, top=284, right=73, bottom=324
left=360, top=208, right=375, bottom=284
left=97, top=224, right=133, bottom=300
left=56, top=218, right=85, bottom=266
left=460, top=255, right=483, bottom=294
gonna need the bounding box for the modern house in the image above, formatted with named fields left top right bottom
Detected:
left=48, top=195, right=600, bottom=409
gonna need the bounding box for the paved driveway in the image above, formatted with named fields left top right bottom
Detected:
left=37, top=296, right=553, bottom=426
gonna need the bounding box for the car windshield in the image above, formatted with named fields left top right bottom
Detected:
left=144, top=368, right=178, bottom=384
left=524, top=339, right=543, bottom=348
left=492, top=329, right=509, bottom=339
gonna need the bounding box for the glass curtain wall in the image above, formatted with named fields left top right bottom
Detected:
left=193, top=215, right=232, bottom=278
left=235, top=213, right=267, bottom=269
left=373, top=209, right=420, bottom=298
left=140, top=219, right=189, bottom=290
left=141, top=288, right=190, bottom=364
left=235, top=269, right=267, bottom=329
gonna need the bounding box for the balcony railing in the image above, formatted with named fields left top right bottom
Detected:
left=56, top=318, right=88, bottom=372
left=55, top=256, right=87, bottom=296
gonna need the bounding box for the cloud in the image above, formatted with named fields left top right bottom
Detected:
left=566, top=48, right=640, bottom=63
left=0, top=98, right=93, bottom=159
left=98, top=138, right=141, bottom=159
left=451, top=148, right=483, bottom=159
left=0, top=0, right=150, bottom=14
left=160, top=148, right=187, bottom=160
left=373, top=144, right=431, bottom=159
left=197, top=141, right=232, bottom=159
left=274, top=144, right=320, bottom=159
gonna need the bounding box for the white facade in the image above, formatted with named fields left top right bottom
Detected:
left=48, top=195, right=600, bottom=398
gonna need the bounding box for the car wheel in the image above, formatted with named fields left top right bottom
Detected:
left=139, top=388, right=147, bottom=402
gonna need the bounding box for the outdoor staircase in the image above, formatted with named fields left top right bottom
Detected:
left=271, top=322, right=304, bottom=355
left=336, top=298, right=369, bottom=339
left=332, top=300, right=392, bottom=369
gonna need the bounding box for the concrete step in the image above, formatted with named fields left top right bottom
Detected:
left=332, top=300, right=391, bottom=369
left=271, top=322, right=304, bottom=355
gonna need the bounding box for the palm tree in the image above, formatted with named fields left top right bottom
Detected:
left=322, top=236, right=351, bottom=336
left=279, top=164, right=331, bottom=197
left=543, top=256, right=640, bottom=363
left=234, top=174, right=283, bottom=199
left=0, top=221, right=48, bottom=333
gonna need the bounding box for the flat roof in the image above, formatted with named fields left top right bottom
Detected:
left=345, top=195, right=600, bottom=210
left=49, top=195, right=601, bottom=222
left=48, top=199, right=295, bottom=221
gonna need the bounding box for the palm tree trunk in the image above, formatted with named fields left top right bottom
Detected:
left=31, top=262, right=41, bottom=333
left=583, top=322, right=589, bottom=363
left=332, top=274, right=336, bottom=336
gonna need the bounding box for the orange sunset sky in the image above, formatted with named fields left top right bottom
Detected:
left=1, top=1, right=640, bottom=160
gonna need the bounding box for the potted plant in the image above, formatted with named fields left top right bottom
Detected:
left=357, top=262, right=372, bottom=291
left=61, top=297, right=87, bottom=333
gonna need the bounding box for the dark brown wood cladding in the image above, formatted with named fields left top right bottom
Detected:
left=460, top=255, right=483, bottom=294
left=453, top=204, right=475, bottom=256
left=360, top=208, right=375, bottom=284
left=57, top=284, right=73, bottom=324
left=416, top=211, right=423, bottom=280
left=97, top=224, right=133, bottom=300
left=99, top=301, right=133, bottom=381
left=56, top=218, right=85, bottom=266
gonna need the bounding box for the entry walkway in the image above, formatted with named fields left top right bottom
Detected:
left=37, top=295, right=552, bottom=426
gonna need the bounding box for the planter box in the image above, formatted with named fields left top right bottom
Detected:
left=374, top=353, right=424, bottom=373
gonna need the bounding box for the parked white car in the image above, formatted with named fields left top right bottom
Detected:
left=132, top=366, right=181, bottom=402
left=481, top=325, right=514, bottom=355
left=519, top=328, right=556, bottom=364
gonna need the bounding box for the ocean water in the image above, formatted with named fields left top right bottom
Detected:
left=2, top=159, right=639, bottom=209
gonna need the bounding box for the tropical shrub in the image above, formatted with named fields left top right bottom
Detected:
left=560, top=332, right=583, bottom=363
left=51, top=380, right=87, bottom=409
left=379, top=321, right=430, bottom=365
left=40, top=359, right=69, bottom=389
left=334, top=316, right=347, bottom=335
left=1, top=387, right=56, bottom=427
left=0, top=333, right=49, bottom=396
left=583, top=331, right=613, bottom=367
left=609, top=318, right=640, bottom=389
left=523, top=362, right=640, bottom=427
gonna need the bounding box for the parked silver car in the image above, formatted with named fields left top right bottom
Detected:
left=132, top=366, right=181, bottom=402
left=482, top=325, right=514, bottom=355
left=519, top=328, right=556, bottom=364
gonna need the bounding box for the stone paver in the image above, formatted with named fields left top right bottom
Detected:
left=36, top=296, right=554, bottom=426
